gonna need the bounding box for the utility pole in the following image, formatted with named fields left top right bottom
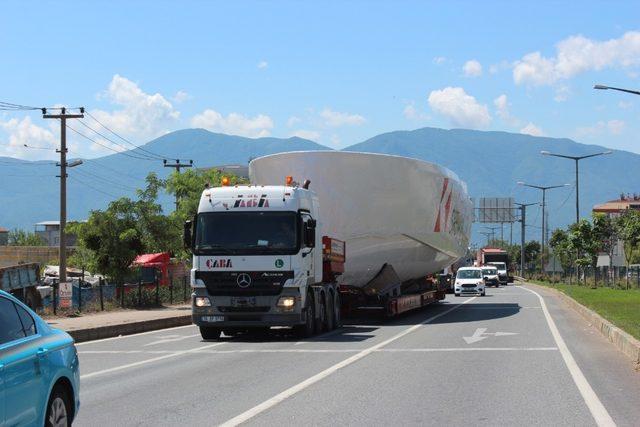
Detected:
left=163, top=159, right=193, bottom=210
left=516, top=202, right=536, bottom=278
left=43, top=107, right=84, bottom=285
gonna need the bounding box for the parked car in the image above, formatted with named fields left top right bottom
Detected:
left=454, top=267, right=486, bottom=297
left=0, top=289, right=80, bottom=426
left=481, top=266, right=500, bottom=287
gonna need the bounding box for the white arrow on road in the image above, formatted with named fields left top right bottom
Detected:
left=463, top=328, right=518, bottom=344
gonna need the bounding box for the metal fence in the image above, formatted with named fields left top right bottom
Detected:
left=523, top=265, right=640, bottom=289
left=40, top=274, right=191, bottom=316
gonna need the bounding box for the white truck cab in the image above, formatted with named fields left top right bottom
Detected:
left=185, top=180, right=342, bottom=340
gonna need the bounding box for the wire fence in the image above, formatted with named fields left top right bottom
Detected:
left=523, top=265, right=640, bottom=289
left=38, top=274, right=191, bottom=316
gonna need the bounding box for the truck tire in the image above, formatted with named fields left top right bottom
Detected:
left=294, top=293, right=315, bottom=338
left=25, top=287, right=42, bottom=310
left=315, top=293, right=327, bottom=334
left=326, top=292, right=335, bottom=331
left=200, top=326, right=221, bottom=340
left=333, top=293, right=342, bottom=328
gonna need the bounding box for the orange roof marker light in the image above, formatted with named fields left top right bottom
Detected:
left=285, top=175, right=294, bottom=186
left=221, top=176, right=230, bottom=186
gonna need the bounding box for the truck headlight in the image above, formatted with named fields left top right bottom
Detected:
left=277, top=296, right=296, bottom=309
left=194, top=296, right=212, bottom=307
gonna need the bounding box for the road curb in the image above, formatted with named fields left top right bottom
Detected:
left=67, top=315, right=192, bottom=343
left=527, top=283, right=640, bottom=366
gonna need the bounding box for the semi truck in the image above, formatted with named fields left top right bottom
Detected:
left=186, top=152, right=473, bottom=340
left=476, top=247, right=512, bottom=285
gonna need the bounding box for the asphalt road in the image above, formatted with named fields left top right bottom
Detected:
left=74, top=284, right=640, bottom=426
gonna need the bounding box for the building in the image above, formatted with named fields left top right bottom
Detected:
left=34, top=221, right=80, bottom=247
left=592, top=194, right=640, bottom=267
left=0, top=227, right=8, bottom=246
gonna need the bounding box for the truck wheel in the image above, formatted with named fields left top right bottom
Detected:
left=315, top=293, right=327, bottom=334
left=333, top=293, right=342, bottom=328
left=294, top=293, right=315, bottom=338
left=200, top=326, right=221, bottom=340
left=326, top=292, right=335, bottom=331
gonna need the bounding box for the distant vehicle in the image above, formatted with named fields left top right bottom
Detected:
left=454, top=267, right=485, bottom=297
left=481, top=266, right=500, bottom=287
left=477, top=247, right=511, bottom=285
left=0, top=290, right=80, bottom=427
left=0, top=263, right=43, bottom=308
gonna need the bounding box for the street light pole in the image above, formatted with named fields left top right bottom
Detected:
left=541, top=150, right=612, bottom=223
left=515, top=202, right=537, bottom=277
left=594, top=84, right=640, bottom=96
left=517, top=182, right=570, bottom=273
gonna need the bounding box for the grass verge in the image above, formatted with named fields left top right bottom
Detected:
left=532, top=281, right=640, bottom=340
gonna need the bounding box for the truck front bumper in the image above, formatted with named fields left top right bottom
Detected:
left=191, top=290, right=305, bottom=328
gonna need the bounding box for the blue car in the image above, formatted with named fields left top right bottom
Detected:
left=0, top=290, right=80, bottom=426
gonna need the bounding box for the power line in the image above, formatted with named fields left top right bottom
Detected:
left=75, top=119, right=162, bottom=161
left=66, top=124, right=156, bottom=161
left=72, top=167, right=139, bottom=192
left=68, top=175, right=120, bottom=199
left=81, top=158, right=148, bottom=183
left=85, top=111, right=168, bottom=160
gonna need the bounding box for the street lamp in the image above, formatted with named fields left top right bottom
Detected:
left=517, top=181, right=571, bottom=272
left=594, top=84, right=640, bottom=96
left=540, top=150, right=612, bottom=223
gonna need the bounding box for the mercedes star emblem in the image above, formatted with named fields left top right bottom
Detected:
left=237, top=273, right=252, bottom=288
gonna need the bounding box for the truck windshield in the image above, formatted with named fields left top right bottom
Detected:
left=489, top=262, right=506, bottom=270
left=195, top=211, right=298, bottom=255
left=482, top=268, right=497, bottom=275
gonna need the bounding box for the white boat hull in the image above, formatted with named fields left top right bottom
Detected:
left=249, top=151, right=473, bottom=288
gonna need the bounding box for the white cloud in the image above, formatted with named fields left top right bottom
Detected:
left=290, top=129, right=320, bottom=141
left=173, top=90, right=190, bottom=103
left=493, top=94, right=511, bottom=121
left=319, top=108, right=366, bottom=127
left=513, top=31, right=640, bottom=85
left=258, top=61, right=268, bottom=69
left=190, top=109, right=274, bottom=138
left=433, top=56, right=447, bottom=65
left=286, top=116, right=301, bottom=128
left=554, top=85, right=571, bottom=102
left=520, top=122, right=544, bottom=137
left=463, top=59, right=483, bottom=77
left=427, top=87, right=491, bottom=129
left=403, top=102, right=430, bottom=121
left=489, top=60, right=510, bottom=74
left=575, top=119, right=625, bottom=139
left=91, top=75, right=180, bottom=142
left=618, top=100, right=633, bottom=109
left=0, top=116, right=57, bottom=159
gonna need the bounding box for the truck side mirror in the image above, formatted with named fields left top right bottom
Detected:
left=183, top=220, right=193, bottom=250
left=304, top=221, right=316, bottom=248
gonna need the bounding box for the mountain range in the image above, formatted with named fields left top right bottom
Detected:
left=1, top=127, right=638, bottom=245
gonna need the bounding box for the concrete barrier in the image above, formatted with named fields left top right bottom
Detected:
left=529, top=283, right=640, bottom=366
left=67, top=315, right=192, bottom=343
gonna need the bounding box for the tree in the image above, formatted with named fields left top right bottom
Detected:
left=7, top=229, right=45, bottom=246
left=615, top=209, right=640, bottom=289
left=549, top=229, right=572, bottom=273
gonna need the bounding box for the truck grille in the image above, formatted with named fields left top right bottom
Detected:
left=196, top=271, right=294, bottom=296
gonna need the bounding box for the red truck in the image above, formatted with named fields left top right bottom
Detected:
left=476, top=247, right=512, bottom=285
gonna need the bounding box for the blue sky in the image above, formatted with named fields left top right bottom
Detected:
left=2, top=0, right=640, bottom=159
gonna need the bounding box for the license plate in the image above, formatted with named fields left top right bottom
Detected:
left=202, top=315, right=224, bottom=322
left=231, top=297, right=257, bottom=307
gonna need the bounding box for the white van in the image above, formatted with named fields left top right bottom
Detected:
left=454, top=267, right=485, bottom=297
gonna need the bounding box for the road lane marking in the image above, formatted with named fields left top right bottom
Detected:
left=219, top=298, right=477, bottom=427
left=80, top=342, right=225, bottom=380
left=78, top=347, right=558, bottom=355
left=75, top=324, right=195, bottom=346
left=144, top=333, right=201, bottom=346
left=463, top=328, right=518, bottom=344
left=518, top=285, right=616, bottom=427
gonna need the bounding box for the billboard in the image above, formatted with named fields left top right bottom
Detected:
left=478, top=197, right=515, bottom=223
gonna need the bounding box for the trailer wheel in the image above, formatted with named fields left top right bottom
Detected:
left=333, top=292, right=342, bottom=328
left=326, top=292, right=335, bottom=331
left=294, top=292, right=315, bottom=338
left=315, top=292, right=327, bottom=334
left=200, top=326, right=221, bottom=340
left=25, top=287, right=42, bottom=310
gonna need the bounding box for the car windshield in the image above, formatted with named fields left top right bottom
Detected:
left=457, top=269, right=481, bottom=279
left=195, top=211, right=298, bottom=255
left=482, top=268, right=497, bottom=275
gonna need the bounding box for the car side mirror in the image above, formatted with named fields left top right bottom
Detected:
left=183, top=220, right=193, bottom=250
